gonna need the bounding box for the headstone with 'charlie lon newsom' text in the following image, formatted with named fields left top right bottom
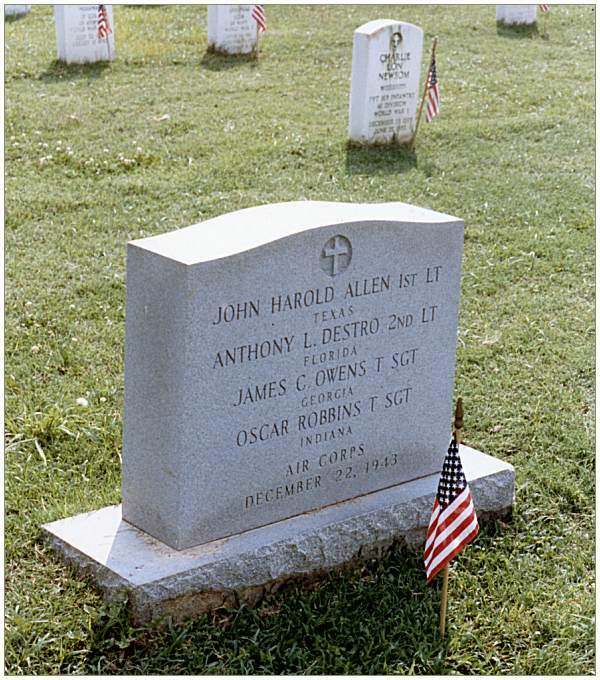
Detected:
left=349, top=20, right=424, bottom=145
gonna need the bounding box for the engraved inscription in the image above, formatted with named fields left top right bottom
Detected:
left=364, top=24, right=422, bottom=143
left=203, top=256, right=453, bottom=515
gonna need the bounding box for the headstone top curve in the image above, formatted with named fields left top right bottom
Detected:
left=130, top=201, right=462, bottom=265
left=354, top=19, right=424, bottom=37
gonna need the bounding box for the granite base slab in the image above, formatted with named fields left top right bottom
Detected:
left=42, top=446, right=514, bottom=625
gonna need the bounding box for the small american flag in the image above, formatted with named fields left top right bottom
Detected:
left=97, top=4, right=112, bottom=39
left=539, top=4, right=550, bottom=12
left=425, top=56, right=440, bottom=123
left=251, top=4, right=266, bottom=33
left=424, top=437, right=479, bottom=583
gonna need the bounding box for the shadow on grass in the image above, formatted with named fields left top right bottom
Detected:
left=5, top=12, right=30, bottom=23
left=201, top=49, right=259, bottom=72
left=37, top=60, right=112, bottom=83
left=84, top=545, right=449, bottom=674
left=495, top=21, right=540, bottom=39
left=345, top=142, right=437, bottom=177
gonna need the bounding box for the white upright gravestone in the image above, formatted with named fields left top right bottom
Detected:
left=496, top=5, right=537, bottom=25
left=207, top=5, right=258, bottom=55
left=54, top=4, right=115, bottom=64
left=349, top=20, right=424, bottom=145
left=43, top=202, right=514, bottom=624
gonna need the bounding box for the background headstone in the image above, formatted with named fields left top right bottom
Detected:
left=54, top=4, right=115, bottom=64
left=5, top=5, right=31, bottom=16
left=349, top=20, right=424, bottom=145
left=207, top=4, right=258, bottom=56
left=122, top=201, right=464, bottom=550
left=496, top=5, right=537, bottom=25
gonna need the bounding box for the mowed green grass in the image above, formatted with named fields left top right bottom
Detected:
left=4, top=4, right=595, bottom=675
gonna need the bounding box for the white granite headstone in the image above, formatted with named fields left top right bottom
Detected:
left=122, top=201, right=464, bottom=550
left=54, top=4, right=115, bottom=64
left=5, top=5, right=31, bottom=16
left=349, top=20, right=424, bottom=145
left=43, top=200, right=515, bottom=622
left=207, top=4, right=258, bottom=56
left=496, top=5, right=537, bottom=25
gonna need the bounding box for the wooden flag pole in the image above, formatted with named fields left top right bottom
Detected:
left=410, top=36, right=437, bottom=150
left=99, top=5, right=111, bottom=62
left=439, top=564, right=450, bottom=637
left=439, top=397, right=463, bottom=638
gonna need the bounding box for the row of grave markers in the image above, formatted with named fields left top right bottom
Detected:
left=45, top=4, right=268, bottom=64
left=9, top=4, right=552, bottom=147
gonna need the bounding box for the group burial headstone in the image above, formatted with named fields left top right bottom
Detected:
left=349, top=20, right=424, bottom=146
left=121, top=202, right=464, bottom=548
left=54, top=4, right=115, bottom=64
left=4, top=5, right=31, bottom=16
left=207, top=4, right=258, bottom=56
left=43, top=202, right=515, bottom=624
left=496, top=5, right=538, bottom=25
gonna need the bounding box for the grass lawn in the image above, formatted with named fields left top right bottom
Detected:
left=4, top=4, right=595, bottom=675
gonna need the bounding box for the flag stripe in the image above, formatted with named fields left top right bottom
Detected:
left=424, top=489, right=472, bottom=565
left=423, top=500, right=441, bottom=556
left=425, top=57, right=440, bottom=123
left=426, top=522, right=479, bottom=582
left=252, top=4, right=266, bottom=32
left=424, top=493, right=473, bottom=568
left=428, top=489, right=472, bottom=541
left=424, top=499, right=477, bottom=570
left=425, top=487, right=470, bottom=540
left=423, top=437, right=479, bottom=582
left=425, top=84, right=440, bottom=122
left=97, top=4, right=111, bottom=39
left=424, top=490, right=471, bottom=562
left=425, top=506, right=478, bottom=580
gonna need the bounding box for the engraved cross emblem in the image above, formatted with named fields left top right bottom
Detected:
left=320, top=235, right=352, bottom=277
left=324, top=237, right=349, bottom=275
